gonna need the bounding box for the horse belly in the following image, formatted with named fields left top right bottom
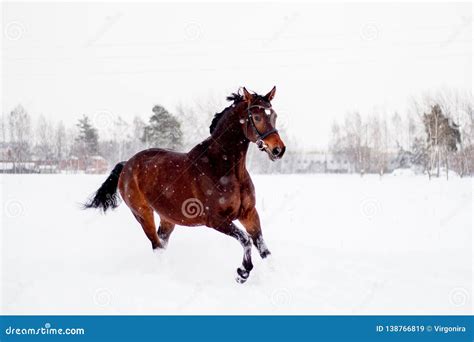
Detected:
left=144, top=173, right=206, bottom=226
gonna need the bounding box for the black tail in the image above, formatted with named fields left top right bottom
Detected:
left=83, top=162, right=126, bottom=212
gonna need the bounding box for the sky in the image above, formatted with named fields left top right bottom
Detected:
left=2, top=2, right=472, bottom=149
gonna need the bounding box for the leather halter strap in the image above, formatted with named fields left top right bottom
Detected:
left=246, top=104, right=278, bottom=140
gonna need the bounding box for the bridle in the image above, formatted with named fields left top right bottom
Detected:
left=246, top=104, right=278, bottom=148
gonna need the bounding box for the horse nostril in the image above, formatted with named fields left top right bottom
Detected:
left=272, top=147, right=282, bottom=156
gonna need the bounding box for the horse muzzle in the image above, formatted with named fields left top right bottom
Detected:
left=257, top=135, right=286, bottom=161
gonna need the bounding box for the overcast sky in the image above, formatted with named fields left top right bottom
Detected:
left=2, top=2, right=472, bottom=149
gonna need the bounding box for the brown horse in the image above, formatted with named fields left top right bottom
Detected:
left=84, top=87, right=286, bottom=283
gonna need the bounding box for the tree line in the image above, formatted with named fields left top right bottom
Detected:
left=0, top=104, right=184, bottom=172
left=328, top=89, right=473, bottom=178
left=2, top=88, right=472, bottom=177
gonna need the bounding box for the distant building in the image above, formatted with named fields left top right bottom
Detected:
left=0, top=161, right=37, bottom=173
left=286, top=151, right=351, bottom=173
left=325, top=153, right=352, bottom=173
left=0, top=141, right=109, bottom=173
left=59, top=155, right=108, bottom=174
left=293, top=151, right=326, bottom=173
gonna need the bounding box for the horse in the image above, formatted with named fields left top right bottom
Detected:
left=84, top=87, right=286, bottom=283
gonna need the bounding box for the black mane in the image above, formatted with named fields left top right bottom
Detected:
left=209, top=91, right=244, bottom=134
left=209, top=89, right=268, bottom=134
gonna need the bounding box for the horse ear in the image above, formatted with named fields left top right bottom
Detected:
left=242, top=87, right=252, bottom=103
left=265, top=86, right=276, bottom=101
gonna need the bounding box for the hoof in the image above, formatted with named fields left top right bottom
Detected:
left=236, top=267, right=249, bottom=284
left=260, top=249, right=271, bottom=259
left=236, top=275, right=247, bottom=284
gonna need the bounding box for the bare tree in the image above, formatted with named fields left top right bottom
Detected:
left=54, top=121, right=67, bottom=161
left=35, top=115, right=55, bottom=162
left=176, top=97, right=223, bottom=150
left=368, top=114, right=386, bottom=175
left=0, top=112, right=7, bottom=144
left=8, top=104, right=32, bottom=169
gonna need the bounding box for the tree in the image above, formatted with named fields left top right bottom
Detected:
left=74, top=115, right=99, bottom=159
left=411, top=137, right=429, bottom=172
left=54, top=121, right=67, bottom=161
left=0, top=112, right=7, bottom=144
left=368, top=114, right=386, bottom=175
left=127, top=116, right=146, bottom=155
left=35, top=115, right=55, bottom=161
left=142, top=105, right=183, bottom=150
left=343, top=112, right=365, bottom=174
left=391, top=112, right=403, bottom=148
left=422, top=104, right=461, bottom=178
left=8, top=104, right=32, bottom=167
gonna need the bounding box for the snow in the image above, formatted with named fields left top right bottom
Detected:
left=391, top=168, right=417, bottom=177
left=1, top=173, right=472, bottom=314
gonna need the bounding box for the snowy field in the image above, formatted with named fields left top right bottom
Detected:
left=1, top=173, right=472, bottom=315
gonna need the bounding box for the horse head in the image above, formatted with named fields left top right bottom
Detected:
left=241, top=86, right=286, bottom=161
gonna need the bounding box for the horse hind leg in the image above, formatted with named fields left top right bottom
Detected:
left=157, top=219, right=175, bottom=248
left=239, top=207, right=271, bottom=259
left=132, top=206, right=162, bottom=250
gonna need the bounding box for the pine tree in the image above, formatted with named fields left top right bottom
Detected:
left=422, top=104, right=461, bottom=178
left=74, top=115, right=99, bottom=158
left=73, top=115, right=101, bottom=173
left=142, top=105, right=183, bottom=150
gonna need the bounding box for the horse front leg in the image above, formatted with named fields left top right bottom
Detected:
left=239, top=207, right=271, bottom=259
left=212, top=222, right=253, bottom=283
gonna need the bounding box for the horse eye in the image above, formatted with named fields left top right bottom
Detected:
left=264, top=109, right=272, bottom=115
left=254, top=115, right=261, bottom=122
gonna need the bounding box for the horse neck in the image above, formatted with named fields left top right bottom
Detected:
left=209, top=105, right=250, bottom=170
